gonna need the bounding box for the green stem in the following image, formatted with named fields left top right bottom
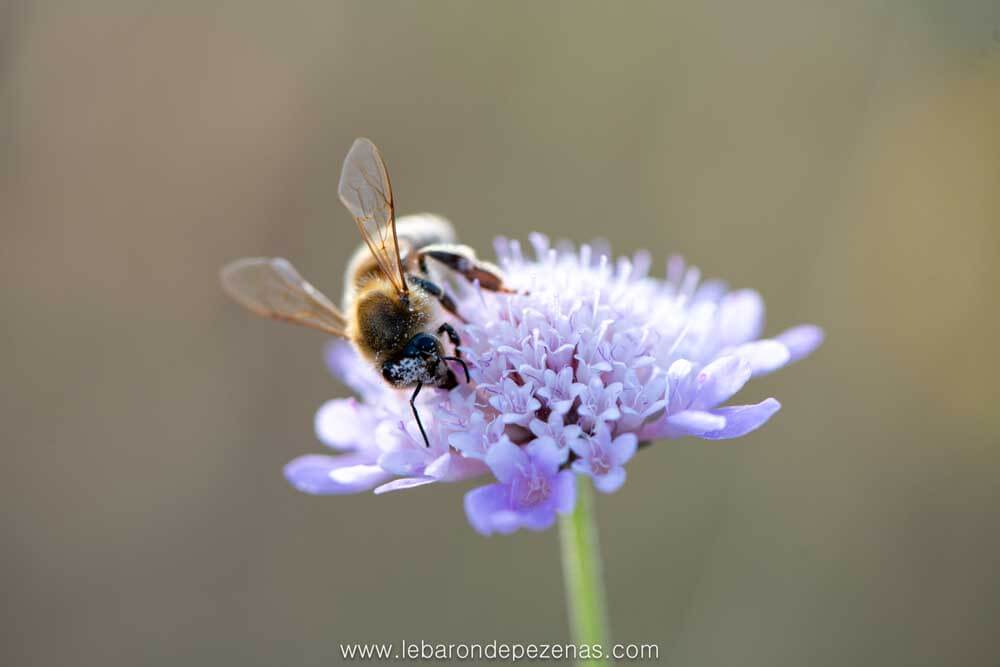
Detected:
left=559, top=475, right=613, bottom=667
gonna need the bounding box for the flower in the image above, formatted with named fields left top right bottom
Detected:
left=284, top=233, right=823, bottom=534
left=570, top=425, right=637, bottom=494
left=465, top=439, right=576, bottom=535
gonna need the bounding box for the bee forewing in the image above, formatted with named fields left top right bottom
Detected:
left=220, top=257, right=349, bottom=337
left=338, top=138, right=408, bottom=295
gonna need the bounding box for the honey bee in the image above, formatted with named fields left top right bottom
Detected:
left=220, top=138, right=509, bottom=446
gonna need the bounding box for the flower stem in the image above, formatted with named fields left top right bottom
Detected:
left=559, top=475, right=613, bottom=667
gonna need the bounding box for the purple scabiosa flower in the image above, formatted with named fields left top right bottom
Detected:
left=284, top=233, right=823, bottom=534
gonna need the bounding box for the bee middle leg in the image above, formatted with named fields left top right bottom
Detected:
left=417, top=244, right=512, bottom=293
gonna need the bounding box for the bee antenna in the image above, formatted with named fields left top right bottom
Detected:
left=442, top=356, right=471, bottom=383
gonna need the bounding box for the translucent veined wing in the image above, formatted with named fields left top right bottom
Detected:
left=220, top=257, right=349, bottom=337
left=338, top=138, right=408, bottom=294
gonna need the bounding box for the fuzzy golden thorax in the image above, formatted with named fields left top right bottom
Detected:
left=350, top=279, right=437, bottom=367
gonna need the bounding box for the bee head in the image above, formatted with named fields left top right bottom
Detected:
left=381, top=333, right=449, bottom=387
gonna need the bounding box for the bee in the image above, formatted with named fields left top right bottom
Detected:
left=220, top=138, right=509, bottom=447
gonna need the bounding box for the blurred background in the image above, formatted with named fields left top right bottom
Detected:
left=3, top=1, right=999, bottom=665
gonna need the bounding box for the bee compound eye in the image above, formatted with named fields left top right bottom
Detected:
left=411, top=333, right=438, bottom=355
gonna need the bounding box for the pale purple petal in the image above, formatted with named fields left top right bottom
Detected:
left=732, top=340, right=791, bottom=377
left=666, top=359, right=696, bottom=413
left=374, top=476, right=437, bottom=495
left=485, top=439, right=528, bottom=484
left=552, top=470, right=576, bottom=514
left=489, top=512, right=522, bottom=535
left=611, top=433, right=638, bottom=465
left=594, top=466, right=626, bottom=494
left=776, top=325, right=825, bottom=364
left=420, top=453, right=452, bottom=481
left=423, top=451, right=488, bottom=482
left=377, top=447, right=431, bottom=477
left=654, top=409, right=728, bottom=438
left=284, top=455, right=389, bottom=495
left=447, top=431, right=481, bottom=456
left=668, top=410, right=726, bottom=435
left=715, top=289, right=764, bottom=346
left=314, top=398, right=374, bottom=451
left=330, top=464, right=391, bottom=487
left=702, top=398, right=782, bottom=440
left=518, top=504, right=560, bottom=531
left=464, top=483, right=515, bottom=536
left=525, top=437, right=568, bottom=476
left=569, top=436, right=590, bottom=459
left=690, top=355, right=752, bottom=410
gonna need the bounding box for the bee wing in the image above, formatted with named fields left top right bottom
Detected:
left=220, top=257, right=349, bottom=338
left=338, top=138, right=408, bottom=295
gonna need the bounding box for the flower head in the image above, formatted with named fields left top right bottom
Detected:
left=285, top=234, right=823, bottom=534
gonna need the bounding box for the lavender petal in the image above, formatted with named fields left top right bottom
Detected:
left=702, top=398, right=782, bottom=440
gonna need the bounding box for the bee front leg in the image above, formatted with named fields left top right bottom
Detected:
left=407, top=274, right=466, bottom=323
left=437, top=322, right=471, bottom=384
left=437, top=322, right=461, bottom=354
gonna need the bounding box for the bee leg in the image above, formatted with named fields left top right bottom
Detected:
left=440, top=367, right=459, bottom=390
left=436, top=323, right=471, bottom=383
left=409, top=382, right=430, bottom=447
left=408, top=274, right=466, bottom=323
left=443, top=357, right=470, bottom=383
left=437, top=322, right=461, bottom=354
left=417, top=246, right=512, bottom=293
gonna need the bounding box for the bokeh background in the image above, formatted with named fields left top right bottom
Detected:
left=3, top=1, right=999, bottom=665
